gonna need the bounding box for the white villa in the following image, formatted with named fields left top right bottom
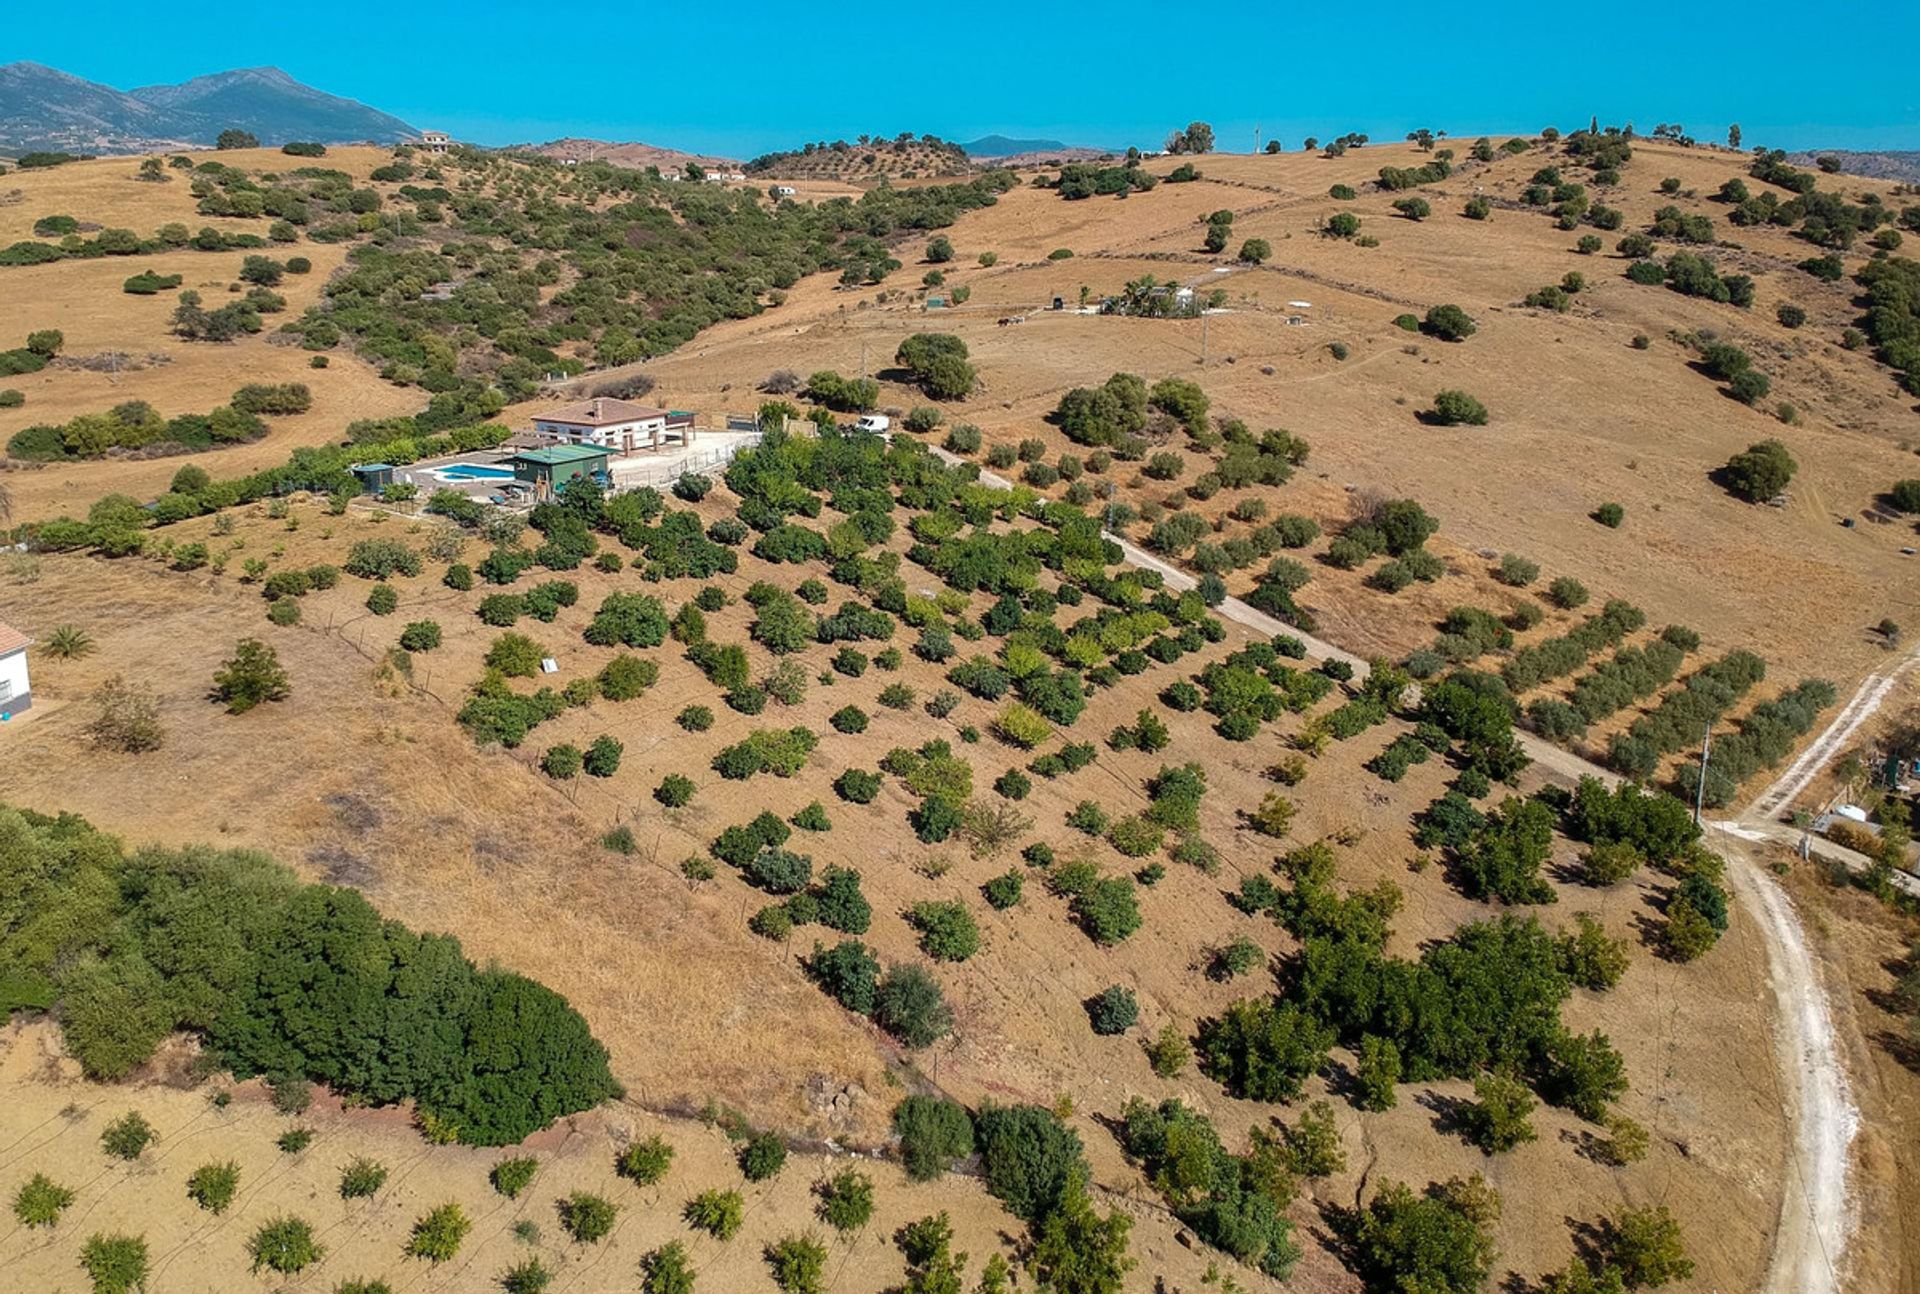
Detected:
left=530, top=397, right=697, bottom=456
left=0, top=619, right=31, bottom=717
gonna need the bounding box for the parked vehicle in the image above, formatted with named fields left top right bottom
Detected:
left=854, top=414, right=891, bottom=434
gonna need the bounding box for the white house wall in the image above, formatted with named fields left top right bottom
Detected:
left=0, top=649, right=29, bottom=714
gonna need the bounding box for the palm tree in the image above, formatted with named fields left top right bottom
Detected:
left=43, top=625, right=95, bottom=660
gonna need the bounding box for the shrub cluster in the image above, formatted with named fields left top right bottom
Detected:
left=806, top=942, right=954, bottom=1048
left=1501, top=600, right=1646, bottom=693
left=1607, top=651, right=1766, bottom=776
left=1672, top=678, right=1836, bottom=806
left=1116, top=1098, right=1301, bottom=1277
left=0, top=805, right=616, bottom=1144
left=7, top=394, right=272, bottom=461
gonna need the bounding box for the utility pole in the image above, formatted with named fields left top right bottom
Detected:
left=1253, top=124, right=1261, bottom=155
left=1693, top=721, right=1713, bottom=824
left=859, top=341, right=867, bottom=380
left=1200, top=311, right=1208, bottom=365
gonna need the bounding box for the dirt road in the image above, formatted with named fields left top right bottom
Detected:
left=1713, top=825, right=1860, bottom=1294
left=1749, top=644, right=1920, bottom=822
left=954, top=447, right=1858, bottom=1291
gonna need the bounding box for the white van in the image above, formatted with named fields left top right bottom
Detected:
left=854, top=414, right=891, bottom=434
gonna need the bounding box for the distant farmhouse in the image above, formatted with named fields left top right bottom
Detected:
left=0, top=619, right=32, bottom=717
left=417, top=130, right=451, bottom=154
left=531, top=397, right=697, bottom=456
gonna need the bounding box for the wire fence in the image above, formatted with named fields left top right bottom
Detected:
left=607, top=433, right=764, bottom=488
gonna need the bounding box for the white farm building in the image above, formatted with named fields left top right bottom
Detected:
left=0, top=619, right=31, bottom=717
left=530, top=398, right=698, bottom=456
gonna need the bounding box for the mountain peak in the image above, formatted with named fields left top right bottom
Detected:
left=0, top=62, right=416, bottom=153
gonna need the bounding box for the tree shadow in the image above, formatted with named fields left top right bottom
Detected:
left=1321, top=1056, right=1364, bottom=1107
left=1415, top=1088, right=1474, bottom=1144
left=1568, top=1213, right=1612, bottom=1268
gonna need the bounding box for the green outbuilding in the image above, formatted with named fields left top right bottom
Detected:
left=507, top=444, right=615, bottom=499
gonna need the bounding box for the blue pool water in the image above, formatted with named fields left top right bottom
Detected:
left=436, top=464, right=515, bottom=481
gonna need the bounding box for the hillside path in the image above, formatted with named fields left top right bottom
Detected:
left=944, top=447, right=1857, bottom=1292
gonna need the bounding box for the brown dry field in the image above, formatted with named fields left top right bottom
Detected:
left=0, top=482, right=1803, bottom=1289
left=0, top=1020, right=1247, bottom=1294
left=626, top=138, right=1920, bottom=700
left=0, top=146, right=420, bottom=521
left=3, top=136, right=1918, bottom=1289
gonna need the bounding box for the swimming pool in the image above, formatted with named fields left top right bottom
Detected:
left=435, top=464, right=515, bottom=482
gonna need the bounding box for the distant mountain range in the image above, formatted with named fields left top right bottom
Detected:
left=0, top=62, right=417, bottom=155
left=1784, top=149, right=1920, bottom=183
left=959, top=135, right=1070, bottom=157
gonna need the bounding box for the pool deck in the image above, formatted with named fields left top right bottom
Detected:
left=393, top=431, right=766, bottom=507
left=394, top=452, right=525, bottom=504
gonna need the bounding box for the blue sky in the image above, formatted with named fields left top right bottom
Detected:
left=12, top=0, right=1919, bottom=155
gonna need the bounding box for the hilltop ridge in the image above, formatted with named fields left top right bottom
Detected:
left=0, top=60, right=415, bottom=154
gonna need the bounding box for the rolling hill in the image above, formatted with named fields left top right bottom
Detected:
left=0, top=61, right=416, bottom=155
left=1785, top=148, right=1920, bottom=182
left=527, top=136, right=741, bottom=172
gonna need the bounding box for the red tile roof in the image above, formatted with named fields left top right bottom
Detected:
left=535, top=397, right=669, bottom=426
left=0, top=620, right=30, bottom=655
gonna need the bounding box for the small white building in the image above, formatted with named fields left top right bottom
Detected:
left=0, top=619, right=31, bottom=718
left=531, top=397, right=696, bottom=456
left=418, top=130, right=452, bottom=154
left=771, top=185, right=797, bottom=198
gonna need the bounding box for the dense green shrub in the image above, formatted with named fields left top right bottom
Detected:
left=188, top=1160, right=241, bottom=1213
left=13, top=1173, right=75, bottom=1228
left=910, top=901, right=981, bottom=961
left=406, top=1202, right=472, bottom=1263
left=560, top=1190, right=619, bottom=1243
left=1197, top=1000, right=1335, bottom=1101
left=342, top=1157, right=390, bottom=1198
left=893, top=1096, right=975, bottom=1181
left=1422, top=304, right=1477, bottom=341
left=101, top=1112, right=156, bottom=1160
left=685, top=1189, right=745, bottom=1240
left=1722, top=438, right=1796, bottom=501
left=1086, top=985, right=1139, bottom=1035
left=82, top=1232, right=151, bottom=1294
left=1427, top=390, right=1488, bottom=426
left=248, top=1215, right=323, bottom=1274
left=0, top=807, right=617, bottom=1147
left=975, top=1103, right=1088, bottom=1222
left=874, top=963, right=954, bottom=1047
left=1351, top=1177, right=1500, bottom=1294
left=1117, top=1098, right=1300, bottom=1277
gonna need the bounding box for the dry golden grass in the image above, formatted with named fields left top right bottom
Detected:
left=4, top=135, right=1914, bottom=1290
left=0, top=146, right=425, bottom=520
left=0, top=1018, right=1261, bottom=1294
left=0, top=482, right=1793, bottom=1289
left=621, top=138, right=1920, bottom=700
